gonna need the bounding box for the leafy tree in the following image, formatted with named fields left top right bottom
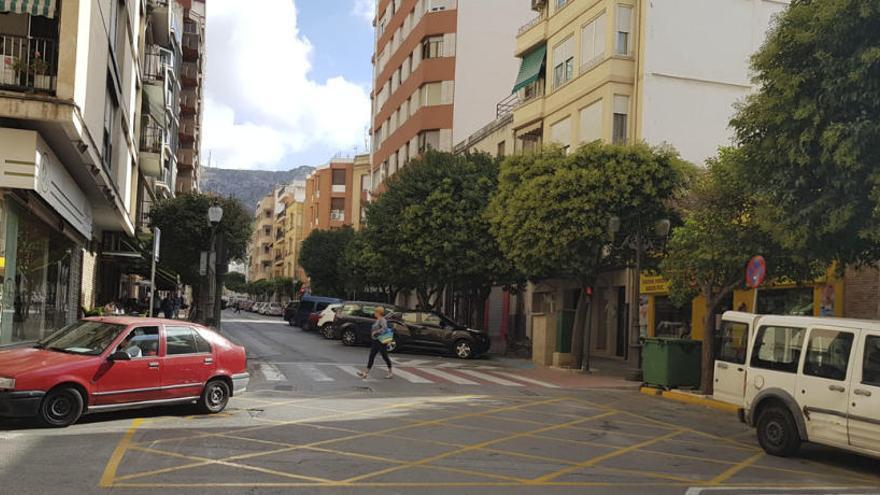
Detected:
left=299, top=227, right=355, bottom=297
left=363, top=150, right=518, bottom=323
left=340, top=229, right=402, bottom=303
left=731, top=0, right=880, bottom=266
left=488, top=142, right=691, bottom=368
left=223, top=272, right=247, bottom=293
left=661, top=149, right=818, bottom=393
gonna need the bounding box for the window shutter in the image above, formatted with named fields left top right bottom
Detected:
left=613, top=95, right=629, bottom=115
left=579, top=100, right=603, bottom=143
left=617, top=5, right=632, bottom=33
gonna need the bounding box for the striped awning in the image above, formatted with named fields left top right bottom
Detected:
left=0, top=0, right=57, bottom=18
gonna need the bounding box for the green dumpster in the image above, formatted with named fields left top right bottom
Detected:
left=556, top=310, right=575, bottom=353
left=642, top=338, right=702, bottom=389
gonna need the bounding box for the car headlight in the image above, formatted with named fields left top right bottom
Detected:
left=0, top=377, right=15, bottom=390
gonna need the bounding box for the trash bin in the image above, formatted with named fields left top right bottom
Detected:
left=556, top=310, right=575, bottom=353
left=642, top=337, right=702, bottom=389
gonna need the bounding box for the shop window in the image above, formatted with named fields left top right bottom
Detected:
left=751, top=325, right=806, bottom=373
left=653, top=296, right=691, bottom=338
left=756, top=287, right=814, bottom=316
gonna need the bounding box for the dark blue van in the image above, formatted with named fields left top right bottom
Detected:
left=284, top=295, right=343, bottom=330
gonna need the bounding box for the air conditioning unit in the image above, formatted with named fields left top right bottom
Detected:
left=531, top=0, right=547, bottom=12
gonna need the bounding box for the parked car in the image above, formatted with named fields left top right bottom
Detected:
left=316, top=304, right=343, bottom=336
left=714, top=311, right=880, bottom=460
left=338, top=309, right=490, bottom=359
left=286, top=295, right=343, bottom=330
left=323, top=302, right=398, bottom=340
left=254, top=302, right=268, bottom=314
left=0, top=317, right=249, bottom=427
left=265, top=302, right=284, bottom=317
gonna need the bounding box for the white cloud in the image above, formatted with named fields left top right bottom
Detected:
left=203, top=0, right=371, bottom=170
left=351, top=0, right=376, bottom=24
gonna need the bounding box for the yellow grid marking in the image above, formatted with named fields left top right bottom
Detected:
left=708, top=452, right=765, bottom=485
left=99, top=419, right=143, bottom=488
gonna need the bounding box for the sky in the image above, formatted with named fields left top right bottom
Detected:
left=203, top=0, right=377, bottom=171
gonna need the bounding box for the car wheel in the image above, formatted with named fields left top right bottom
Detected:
left=386, top=340, right=398, bottom=353
left=454, top=340, right=474, bottom=359
left=322, top=325, right=336, bottom=340
left=341, top=329, right=357, bottom=346
left=756, top=404, right=801, bottom=457
left=39, top=386, right=84, bottom=428
left=198, top=379, right=231, bottom=414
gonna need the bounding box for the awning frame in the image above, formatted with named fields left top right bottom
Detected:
left=0, top=0, right=57, bottom=19
left=512, top=44, right=547, bottom=94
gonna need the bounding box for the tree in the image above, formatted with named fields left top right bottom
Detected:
left=149, top=193, right=251, bottom=323
left=661, top=148, right=819, bottom=393
left=224, top=272, right=247, bottom=293
left=488, top=142, right=691, bottom=369
left=299, top=227, right=355, bottom=297
left=362, top=150, right=518, bottom=324
left=731, top=0, right=880, bottom=267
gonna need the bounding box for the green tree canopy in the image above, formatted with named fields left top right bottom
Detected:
left=488, top=142, right=691, bottom=366
left=299, top=227, right=355, bottom=297
left=223, top=272, right=247, bottom=293
left=731, top=0, right=880, bottom=266
left=149, top=193, right=252, bottom=287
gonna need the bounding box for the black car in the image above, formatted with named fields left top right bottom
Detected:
left=325, top=301, right=399, bottom=340
left=284, top=295, right=343, bottom=329
left=338, top=309, right=490, bottom=359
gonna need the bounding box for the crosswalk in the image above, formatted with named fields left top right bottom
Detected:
left=254, top=362, right=561, bottom=389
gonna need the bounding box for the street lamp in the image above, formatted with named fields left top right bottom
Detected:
left=206, top=204, right=224, bottom=330
left=208, top=205, right=224, bottom=225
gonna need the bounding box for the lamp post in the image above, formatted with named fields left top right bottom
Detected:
left=207, top=205, right=223, bottom=330
left=608, top=216, right=671, bottom=380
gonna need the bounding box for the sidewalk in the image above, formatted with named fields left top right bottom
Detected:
left=487, top=354, right=640, bottom=390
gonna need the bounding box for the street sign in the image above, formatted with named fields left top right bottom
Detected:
left=746, top=255, right=767, bottom=289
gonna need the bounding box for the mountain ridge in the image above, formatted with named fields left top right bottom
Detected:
left=200, top=166, right=314, bottom=209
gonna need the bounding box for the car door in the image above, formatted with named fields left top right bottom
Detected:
left=295, top=301, right=315, bottom=327
left=355, top=304, right=379, bottom=340
left=160, top=325, right=216, bottom=400
left=797, top=326, right=857, bottom=447
left=92, top=326, right=162, bottom=406
left=746, top=324, right=806, bottom=415
left=713, top=315, right=753, bottom=405
left=417, top=312, right=450, bottom=349
left=848, top=331, right=880, bottom=452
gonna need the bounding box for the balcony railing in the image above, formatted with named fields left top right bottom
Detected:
left=330, top=210, right=345, bottom=222
left=143, top=44, right=173, bottom=84
left=0, top=35, right=58, bottom=94
left=496, top=93, right=520, bottom=118
left=518, top=12, right=545, bottom=34
left=140, top=115, right=164, bottom=154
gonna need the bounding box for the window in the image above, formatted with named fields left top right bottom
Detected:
left=556, top=0, right=569, bottom=10
left=422, top=36, right=444, bottom=59
left=863, top=336, right=880, bottom=386
left=192, top=329, right=213, bottom=354
left=418, top=130, right=440, bottom=152
left=550, top=117, right=571, bottom=151
left=716, top=321, right=749, bottom=365
left=421, top=82, right=443, bottom=106
left=401, top=312, right=419, bottom=324
left=103, top=76, right=118, bottom=170
left=553, top=37, right=574, bottom=88
left=803, top=329, right=854, bottom=381
left=166, top=327, right=201, bottom=355
left=422, top=313, right=442, bottom=326
left=361, top=174, right=370, bottom=192
left=581, top=13, right=606, bottom=68
left=751, top=326, right=806, bottom=373
left=756, top=287, right=814, bottom=315
left=117, top=327, right=160, bottom=358
left=612, top=95, right=629, bottom=144
left=579, top=100, right=603, bottom=143
left=497, top=141, right=506, bottom=158
left=426, top=0, right=448, bottom=12
left=330, top=198, right=345, bottom=221
left=332, top=169, right=346, bottom=186
left=616, top=5, right=633, bottom=55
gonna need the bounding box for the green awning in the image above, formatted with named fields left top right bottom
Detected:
left=0, top=0, right=57, bottom=18
left=512, top=44, right=546, bottom=94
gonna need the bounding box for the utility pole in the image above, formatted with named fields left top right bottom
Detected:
left=149, top=228, right=161, bottom=317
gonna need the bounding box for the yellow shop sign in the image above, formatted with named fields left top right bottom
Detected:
left=641, top=275, right=669, bottom=294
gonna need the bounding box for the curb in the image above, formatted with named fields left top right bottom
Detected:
left=640, top=386, right=740, bottom=414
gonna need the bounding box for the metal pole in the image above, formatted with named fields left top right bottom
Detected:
left=149, top=255, right=157, bottom=317
left=627, top=232, right=643, bottom=377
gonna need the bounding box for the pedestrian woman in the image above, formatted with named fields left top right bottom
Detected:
left=357, top=306, right=393, bottom=379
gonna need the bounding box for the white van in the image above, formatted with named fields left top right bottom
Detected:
left=714, top=311, right=880, bottom=459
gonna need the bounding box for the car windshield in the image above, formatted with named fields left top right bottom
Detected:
left=36, top=321, right=128, bottom=356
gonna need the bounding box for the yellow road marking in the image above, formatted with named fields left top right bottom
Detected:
left=708, top=452, right=764, bottom=485
left=99, top=419, right=143, bottom=487
left=593, top=465, right=701, bottom=484
left=109, top=481, right=682, bottom=488
left=532, top=429, right=685, bottom=482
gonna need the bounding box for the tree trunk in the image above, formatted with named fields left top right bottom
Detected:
left=701, top=289, right=717, bottom=395
left=571, top=288, right=588, bottom=370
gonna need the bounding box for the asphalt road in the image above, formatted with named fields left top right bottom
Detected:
left=1, top=310, right=879, bottom=495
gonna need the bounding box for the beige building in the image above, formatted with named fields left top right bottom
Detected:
left=176, top=0, right=206, bottom=193
left=248, top=193, right=276, bottom=282
left=369, top=0, right=533, bottom=187
left=351, top=154, right=371, bottom=230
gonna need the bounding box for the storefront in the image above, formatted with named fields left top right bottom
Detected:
left=0, top=128, right=92, bottom=344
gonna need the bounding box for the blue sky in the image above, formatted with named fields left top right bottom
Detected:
left=203, top=1, right=376, bottom=171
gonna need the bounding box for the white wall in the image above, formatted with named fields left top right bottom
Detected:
left=452, top=0, right=533, bottom=144
left=640, top=0, right=789, bottom=166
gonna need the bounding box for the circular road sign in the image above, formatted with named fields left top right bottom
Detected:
left=746, top=255, right=767, bottom=289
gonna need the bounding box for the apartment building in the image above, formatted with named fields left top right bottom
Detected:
left=351, top=154, right=371, bottom=230
left=279, top=181, right=306, bottom=280
left=0, top=0, right=148, bottom=343
left=248, top=193, right=276, bottom=282
left=176, top=0, right=205, bottom=193
left=369, top=0, right=533, bottom=186
left=302, top=158, right=355, bottom=240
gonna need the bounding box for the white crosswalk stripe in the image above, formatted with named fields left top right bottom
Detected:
left=389, top=368, right=433, bottom=383
left=456, top=369, right=523, bottom=387
left=337, top=365, right=363, bottom=378
left=493, top=371, right=561, bottom=389
left=258, top=363, right=285, bottom=382
left=298, top=364, right=334, bottom=382
left=417, top=368, right=479, bottom=385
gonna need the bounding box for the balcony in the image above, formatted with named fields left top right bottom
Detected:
left=178, top=121, right=197, bottom=144
left=177, top=147, right=196, bottom=170
left=139, top=115, right=165, bottom=178
left=182, top=32, right=201, bottom=62
left=180, top=62, right=199, bottom=88
left=155, top=166, right=175, bottom=198
left=331, top=184, right=346, bottom=194
left=330, top=210, right=345, bottom=222
left=180, top=90, right=198, bottom=114
left=0, top=34, right=58, bottom=94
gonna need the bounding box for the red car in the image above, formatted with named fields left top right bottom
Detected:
left=0, top=317, right=249, bottom=427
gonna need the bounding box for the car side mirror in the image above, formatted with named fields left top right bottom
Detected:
left=109, top=350, right=131, bottom=361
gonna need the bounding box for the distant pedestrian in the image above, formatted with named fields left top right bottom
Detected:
left=161, top=296, right=173, bottom=319
left=234, top=301, right=242, bottom=314
left=172, top=293, right=182, bottom=319
left=357, top=307, right=393, bottom=380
